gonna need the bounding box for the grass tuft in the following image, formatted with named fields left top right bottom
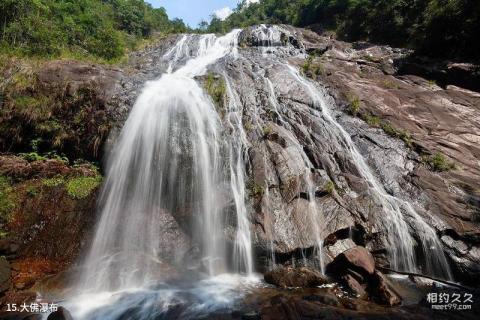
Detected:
left=66, top=175, right=102, bottom=199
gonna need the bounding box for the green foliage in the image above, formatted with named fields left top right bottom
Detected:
left=19, top=150, right=68, bottom=163
left=204, top=73, right=226, bottom=108
left=325, top=180, right=335, bottom=194
left=380, top=121, right=413, bottom=148
left=301, top=56, right=325, bottom=79
left=0, top=176, right=15, bottom=220
left=66, top=175, right=102, bottom=199
left=352, top=108, right=413, bottom=148
left=382, top=80, right=399, bottom=90
left=0, top=0, right=188, bottom=61
left=347, top=95, right=361, bottom=116
left=42, top=177, right=65, bottom=187
left=20, top=152, right=47, bottom=162
left=208, top=0, right=480, bottom=61
left=424, top=152, right=455, bottom=172
left=263, top=125, right=273, bottom=137
left=361, top=113, right=380, bottom=127
left=26, top=185, right=38, bottom=197
left=246, top=178, right=265, bottom=197
left=0, top=64, right=113, bottom=162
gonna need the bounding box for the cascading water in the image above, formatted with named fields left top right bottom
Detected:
left=65, top=30, right=258, bottom=319
left=230, top=24, right=451, bottom=279
left=58, top=24, right=454, bottom=320
left=284, top=64, right=452, bottom=279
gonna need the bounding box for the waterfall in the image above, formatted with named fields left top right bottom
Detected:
left=75, top=29, right=254, bottom=297
left=284, top=64, right=452, bottom=280
left=62, top=24, right=454, bottom=320
left=237, top=24, right=450, bottom=279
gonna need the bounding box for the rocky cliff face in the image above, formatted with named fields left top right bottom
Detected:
left=0, top=24, right=479, bottom=309
left=197, top=25, right=478, bottom=283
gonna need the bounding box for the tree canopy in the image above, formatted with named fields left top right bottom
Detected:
left=0, top=0, right=188, bottom=61
left=208, top=0, right=480, bottom=61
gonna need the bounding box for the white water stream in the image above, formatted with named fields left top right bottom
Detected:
left=58, top=25, right=452, bottom=319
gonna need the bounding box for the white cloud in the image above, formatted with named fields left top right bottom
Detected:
left=245, top=0, right=260, bottom=4
left=213, top=7, right=233, bottom=21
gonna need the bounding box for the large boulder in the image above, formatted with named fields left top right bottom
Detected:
left=326, top=246, right=401, bottom=306
left=264, top=266, right=328, bottom=288
left=326, top=246, right=375, bottom=277
left=369, top=271, right=402, bottom=306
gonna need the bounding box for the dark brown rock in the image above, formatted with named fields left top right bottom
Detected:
left=264, top=266, right=328, bottom=288
left=368, top=271, right=402, bottom=306
left=47, top=307, right=73, bottom=320
left=0, top=256, right=11, bottom=293
left=326, top=246, right=375, bottom=277
left=341, top=274, right=367, bottom=298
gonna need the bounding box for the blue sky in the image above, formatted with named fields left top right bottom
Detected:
left=146, top=1, right=245, bottom=27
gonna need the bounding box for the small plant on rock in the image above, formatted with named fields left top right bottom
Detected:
left=0, top=176, right=15, bottom=221
left=348, top=96, right=361, bottom=116
left=325, top=180, right=335, bottom=194
left=263, top=125, right=273, bottom=137
left=26, top=185, right=38, bottom=197
left=204, top=73, right=226, bottom=108
left=42, top=177, right=65, bottom=187
left=424, top=152, right=455, bottom=172
left=66, top=175, right=102, bottom=199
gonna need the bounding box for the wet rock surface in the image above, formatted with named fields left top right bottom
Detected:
left=0, top=24, right=479, bottom=318
left=326, top=246, right=401, bottom=306
left=264, top=266, right=327, bottom=288
left=292, top=28, right=480, bottom=282
left=46, top=307, right=73, bottom=320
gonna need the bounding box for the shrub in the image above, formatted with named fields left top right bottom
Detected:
left=21, top=152, right=47, bottom=162
left=246, top=179, right=265, bottom=198
left=263, top=125, right=273, bottom=137
left=361, top=113, right=380, bottom=127
left=204, top=73, right=226, bottom=108
left=66, top=175, right=102, bottom=199
left=301, top=56, right=324, bottom=79
left=325, top=180, right=335, bottom=194
left=424, top=153, right=455, bottom=172
left=42, top=177, right=65, bottom=187
left=0, top=176, right=15, bottom=220
left=26, top=185, right=38, bottom=197
left=348, top=96, right=361, bottom=116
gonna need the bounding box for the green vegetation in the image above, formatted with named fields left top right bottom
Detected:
left=246, top=179, right=265, bottom=197
left=208, top=0, right=480, bottom=61
left=427, top=79, right=438, bottom=88
left=382, top=80, right=399, bottom=90
left=42, top=177, right=65, bottom=187
left=204, top=73, right=226, bottom=108
left=66, top=175, right=102, bottom=199
left=301, top=56, right=325, bottom=79
left=380, top=122, right=413, bottom=148
left=262, top=125, right=273, bottom=137
left=347, top=97, right=414, bottom=148
left=0, top=176, right=15, bottom=221
left=423, top=152, right=455, bottom=172
left=347, top=95, right=361, bottom=116
left=26, top=185, right=39, bottom=197
left=325, top=180, right=335, bottom=194
left=20, top=151, right=69, bottom=163
left=0, top=64, right=113, bottom=162
left=0, top=0, right=188, bottom=62
left=361, top=113, right=380, bottom=127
